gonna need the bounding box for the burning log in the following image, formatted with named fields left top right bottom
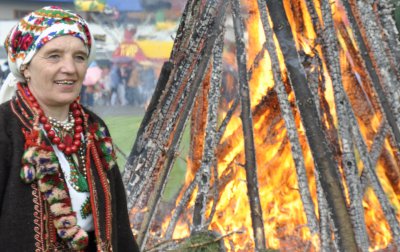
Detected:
left=123, top=0, right=400, bottom=250
left=319, top=0, right=370, bottom=249
left=373, top=0, right=400, bottom=79
left=262, top=0, right=358, bottom=250
left=139, top=4, right=228, bottom=248
left=123, top=0, right=229, bottom=247
left=342, top=0, right=400, bottom=146
left=360, top=121, right=387, bottom=190
left=257, top=0, right=320, bottom=240
left=232, top=0, right=267, bottom=250
left=192, top=31, right=225, bottom=233
left=346, top=98, right=400, bottom=247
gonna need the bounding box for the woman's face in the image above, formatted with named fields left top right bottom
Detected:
left=24, top=36, right=89, bottom=109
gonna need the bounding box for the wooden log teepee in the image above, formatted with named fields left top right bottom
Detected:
left=122, top=0, right=400, bottom=251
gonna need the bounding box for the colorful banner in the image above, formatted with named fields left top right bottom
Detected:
left=74, top=0, right=105, bottom=12
left=112, top=42, right=147, bottom=62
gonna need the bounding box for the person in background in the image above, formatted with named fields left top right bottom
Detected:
left=126, top=60, right=142, bottom=106
left=0, top=6, right=140, bottom=251
left=109, top=63, right=128, bottom=106
left=80, top=62, right=100, bottom=108
left=96, top=63, right=112, bottom=106
left=139, top=61, right=156, bottom=108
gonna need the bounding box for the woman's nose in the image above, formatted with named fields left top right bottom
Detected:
left=60, top=56, right=77, bottom=73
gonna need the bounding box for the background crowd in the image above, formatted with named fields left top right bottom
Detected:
left=78, top=59, right=156, bottom=108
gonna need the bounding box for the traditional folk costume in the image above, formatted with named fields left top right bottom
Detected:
left=0, top=6, right=139, bottom=251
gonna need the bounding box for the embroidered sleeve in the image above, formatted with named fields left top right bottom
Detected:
left=90, top=121, right=117, bottom=171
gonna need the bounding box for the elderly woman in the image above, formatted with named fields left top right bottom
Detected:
left=0, top=6, right=139, bottom=251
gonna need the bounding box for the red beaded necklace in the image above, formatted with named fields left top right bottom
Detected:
left=25, top=88, right=83, bottom=156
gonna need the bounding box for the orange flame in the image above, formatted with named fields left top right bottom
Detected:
left=159, top=0, right=400, bottom=250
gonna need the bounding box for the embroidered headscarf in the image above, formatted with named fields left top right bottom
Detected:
left=0, top=6, right=94, bottom=103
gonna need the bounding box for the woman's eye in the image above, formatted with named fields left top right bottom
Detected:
left=47, top=54, right=60, bottom=60
left=75, top=55, right=87, bottom=62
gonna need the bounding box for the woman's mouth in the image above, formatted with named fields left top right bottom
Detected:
left=55, top=80, right=75, bottom=86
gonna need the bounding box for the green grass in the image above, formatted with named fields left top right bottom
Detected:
left=103, top=115, right=187, bottom=201
left=103, top=115, right=142, bottom=164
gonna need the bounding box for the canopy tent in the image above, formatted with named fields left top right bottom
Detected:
left=106, top=0, right=143, bottom=12
left=112, top=40, right=173, bottom=62
left=71, top=0, right=142, bottom=12
left=136, top=40, right=173, bottom=60
left=30, top=0, right=74, bottom=2
left=74, top=0, right=105, bottom=12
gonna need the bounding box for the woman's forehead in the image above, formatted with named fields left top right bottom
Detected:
left=38, top=36, right=88, bottom=54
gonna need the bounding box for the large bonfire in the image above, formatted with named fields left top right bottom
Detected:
left=122, top=0, right=400, bottom=251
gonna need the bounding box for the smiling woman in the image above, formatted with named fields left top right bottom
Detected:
left=0, top=6, right=139, bottom=251
left=24, top=36, right=88, bottom=111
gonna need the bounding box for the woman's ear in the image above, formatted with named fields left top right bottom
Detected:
left=21, top=64, right=31, bottom=82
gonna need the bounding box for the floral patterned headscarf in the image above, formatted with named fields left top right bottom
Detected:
left=0, top=6, right=94, bottom=103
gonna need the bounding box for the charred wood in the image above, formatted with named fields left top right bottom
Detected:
left=315, top=171, right=333, bottom=252
left=361, top=132, right=400, bottom=198
left=123, top=0, right=228, bottom=213
left=192, top=32, right=225, bottom=234
left=360, top=121, right=387, bottom=191
left=130, top=0, right=230, bottom=247
left=216, top=98, right=239, bottom=144
left=303, top=52, right=323, bottom=119
left=205, top=159, right=219, bottom=228
left=121, top=0, right=400, bottom=250
left=189, top=74, right=209, bottom=177
left=248, top=42, right=268, bottom=83
left=216, top=43, right=270, bottom=145
left=232, top=0, right=267, bottom=249
left=320, top=0, right=369, bottom=249
left=352, top=0, right=400, bottom=90
left=369, top=122, right=388, bottom=167
left=346, top=98, right=400, bottom=247
left=169, top=0, right=202, bottom=62
left=373, top=0, right=400, bottom=79
left=264, top=0, right=358, bottom=250
left=124, top=61, right=173, bottom=171
left=304, top=0, right=323, bottom=42
left=257, top=0, right=319, bottom=237
left=342, top=0, right=400, bottom=144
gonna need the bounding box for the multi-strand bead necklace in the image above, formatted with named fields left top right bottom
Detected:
left=25, top=88, right=89, bottom=192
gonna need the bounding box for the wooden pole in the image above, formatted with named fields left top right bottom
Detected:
left=345, top=98, right=400, bottom=247
left=373, top=0, right=400, bottom=78
left=319, top=0, right=369, bottom=249
left=123, top=0, right=226, bottom=211
left=128, top=0, right=230, bottom=247
left=262, top=0, right=358, bottom=250
left=231, top=0, right=267, bottom=249
left=342, top=0, right=400, bottom=145
left=192, top=30, right=225, bottom=234
left=256, top=0, right=319, bottom=238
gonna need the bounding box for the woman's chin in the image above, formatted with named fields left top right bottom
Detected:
left=53, top=96, right=79, bottom=107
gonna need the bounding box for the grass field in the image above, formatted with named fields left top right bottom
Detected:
left=103, top=115, right=187, bottom=201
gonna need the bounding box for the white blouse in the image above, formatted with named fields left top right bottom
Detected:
left=53, top=145, right=94, bottom=232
